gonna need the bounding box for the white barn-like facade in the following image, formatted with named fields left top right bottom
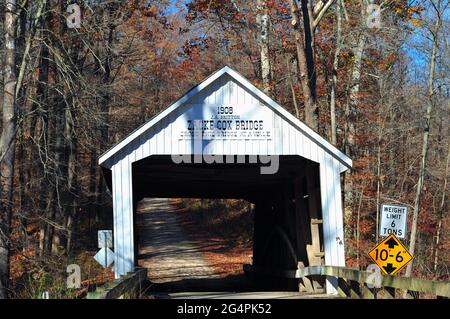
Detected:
left=99, top=66, right=352, bottom=293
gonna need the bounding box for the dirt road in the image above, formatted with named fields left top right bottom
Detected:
left=136, top=198, right=227, bottom=291
left=135, top=198, right=315, bottom=299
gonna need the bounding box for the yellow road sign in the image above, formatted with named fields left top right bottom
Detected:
left=368, top=233, right=413, bottom=275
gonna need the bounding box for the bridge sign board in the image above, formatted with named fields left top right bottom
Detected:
left=95, top=230, right=114, bottom=268
left=173, top=104, right=274, bottom=141
left=98, top=230, right=113, bottom=248
left=380, top=204, right=408, bottom=238
left=94, top=247, right=115, bottom=268
left=368, top=233, right=413, bottom=275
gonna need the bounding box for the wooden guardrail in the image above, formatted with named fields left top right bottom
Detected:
left=86, top=268, right=148, bottom=299
left=244, top=264, right=450, bottom=299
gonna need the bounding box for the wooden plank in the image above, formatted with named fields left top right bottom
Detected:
left=336, top=277, right=351, bottom=298
left=307, top=222, right=322, bottom=265
left=123, top=153, right=134, bottom=274
left=331, top=158, right=345, bottom=267
left=319, top=149, right=338, bottom=295
left=361, top=285, right=375, bottom=299
left=289, top=124, right=296, bottom=154
left=378, top=287, right=396, bottom=299
left=343, top=278, right=361, bottom=299
left=87, top=268, right=147, bottom=299
left=293, top=176, right=311, bottom=269
left=298, top=262, right=315, bottom=293
left=298, top=266, right=450, bottom=298
left=112, top=162, right=123, bottom=278
left=246, top=264, right=449, bottom=297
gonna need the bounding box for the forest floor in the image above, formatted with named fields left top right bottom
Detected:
left=136, top=198, right=254, bottom=295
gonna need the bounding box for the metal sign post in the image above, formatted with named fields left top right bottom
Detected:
left=94, top=230, right=114, bottom=270
left=98, top=230, right=113, bottom=249
left=103, top=232, right=107, bottom=278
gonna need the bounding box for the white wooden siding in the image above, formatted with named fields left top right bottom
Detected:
left=104, top=68, right=349, bottom=296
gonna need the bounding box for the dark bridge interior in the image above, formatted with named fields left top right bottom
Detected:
left=128, top=155, right=326, bottom=293
left=132, top=155, right=315, bottom=200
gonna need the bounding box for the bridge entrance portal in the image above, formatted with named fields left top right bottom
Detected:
left=99, top=67, right=351, bottom=294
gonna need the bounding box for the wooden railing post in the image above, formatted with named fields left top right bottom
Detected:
left=245, top=264, right=450, bottom=299
left=297, top=262, right=315, bottom=293
left=86, top=268, right=148, bottom=299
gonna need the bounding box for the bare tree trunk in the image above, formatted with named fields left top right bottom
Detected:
left=42, top=189, right=55, bottom=255
left=330, top=0, right=342, bottom=145
left=50, top=88, right=65, bottom=255
left=343, top=1, right=367, bottom=213
left=64, top=103, right=76, bottom=254
left=16, top=0, right=46, bottom=253
left=0, top=0, right=17, bottom=299
left=37, top=101, right=50, bottom=256
left=346, top=0, right=367, bottom=154
left=88, top=145, right=97, bottom=232
left=375, top=79, right=390, bottom=244
left=347, top=34, right=365, bottom=149
left=257, top=0, right=271, bottom=95
left=51, top=1, right=76, bottom=255
left=433, top=143, right=449, bottom=275
left=95, top=22, right=114, bottom=225
left=18, top=132, right=27, bottom=250
left=288, top=0, right=318, bottom=130
left=36, top=5, right=51, bottom=257
left=16, top=5, right=28, bottom=252
left=405, top=10, right=440, bottom=279
left=286, top=55, right=299, bottom=118
left=300, top=0, right=316, bottom=96
left=356, top=181, right=366, bottom=267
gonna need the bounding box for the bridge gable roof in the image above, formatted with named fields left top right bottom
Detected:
left=99, top=66, right=352, bottom=171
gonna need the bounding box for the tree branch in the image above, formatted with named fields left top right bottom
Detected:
left=313, top=0, right=335, bottom=31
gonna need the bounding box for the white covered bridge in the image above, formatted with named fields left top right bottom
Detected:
left=98, top=66, right=352, bottom=294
